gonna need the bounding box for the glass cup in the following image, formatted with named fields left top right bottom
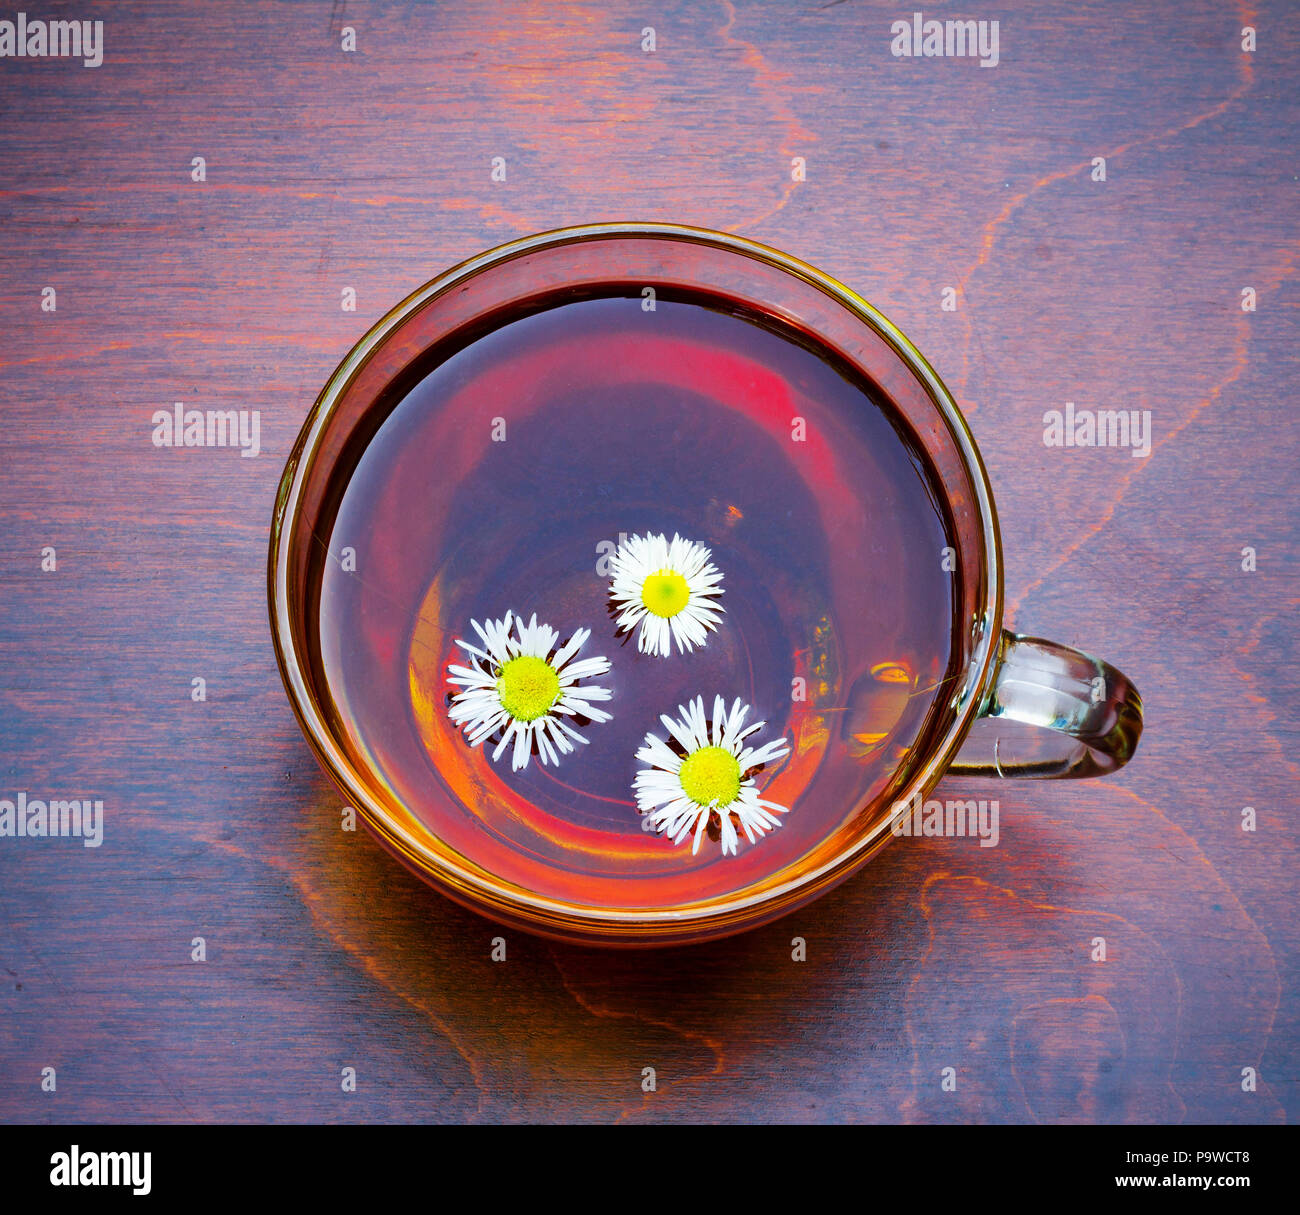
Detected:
left=268, top=223, right=1143, bottom=946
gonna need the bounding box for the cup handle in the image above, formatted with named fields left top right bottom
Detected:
left=947, top=631, right=1143, bottom=778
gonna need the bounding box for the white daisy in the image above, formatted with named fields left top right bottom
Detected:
left=608, top=532, right=725, bottom=657
left=447, top=611, right=612, bottom=771
left=633, top=695, right=790, bottom=856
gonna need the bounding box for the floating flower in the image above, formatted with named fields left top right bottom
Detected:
left=608, top=532, right=725, bottom=657
left=447, top=611, right=612, bottom=771
left=634, top=695, right=790, bottom=855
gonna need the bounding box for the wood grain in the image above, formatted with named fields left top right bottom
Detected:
left=0, top=0, right=1295, bottom=1123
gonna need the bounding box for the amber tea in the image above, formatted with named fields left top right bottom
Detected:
left=311, top=288, right=962, bottom=910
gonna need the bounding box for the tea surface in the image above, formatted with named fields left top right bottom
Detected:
left=315, top=291, right=960, bottom=908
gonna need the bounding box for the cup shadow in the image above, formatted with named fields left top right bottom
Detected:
left=288, top=767, right=933, bottom=1118
left=282, top=766, right=1270, bottom=1123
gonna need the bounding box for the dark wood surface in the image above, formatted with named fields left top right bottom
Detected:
left=1, top=0, right=1296, bottom=1123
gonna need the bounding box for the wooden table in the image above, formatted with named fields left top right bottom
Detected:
left=1, top=0, right=1294, bottom=1123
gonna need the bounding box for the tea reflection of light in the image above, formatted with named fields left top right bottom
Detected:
left=844, top=661, right=915, bottom=759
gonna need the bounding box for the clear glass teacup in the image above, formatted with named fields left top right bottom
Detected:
left=268, top=224, right=1143, bottom=946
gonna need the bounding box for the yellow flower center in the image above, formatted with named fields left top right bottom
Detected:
left=678, top=746, right=741, bottom=807
left=496, top=655, right=560, bottom=722
left=641, top=569, right=691, bottom=618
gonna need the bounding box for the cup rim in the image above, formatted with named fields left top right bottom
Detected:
left=267, top=221, right=1005, bottom=937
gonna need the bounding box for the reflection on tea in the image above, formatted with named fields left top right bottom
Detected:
left=314, top=290, right=961, bottom=909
